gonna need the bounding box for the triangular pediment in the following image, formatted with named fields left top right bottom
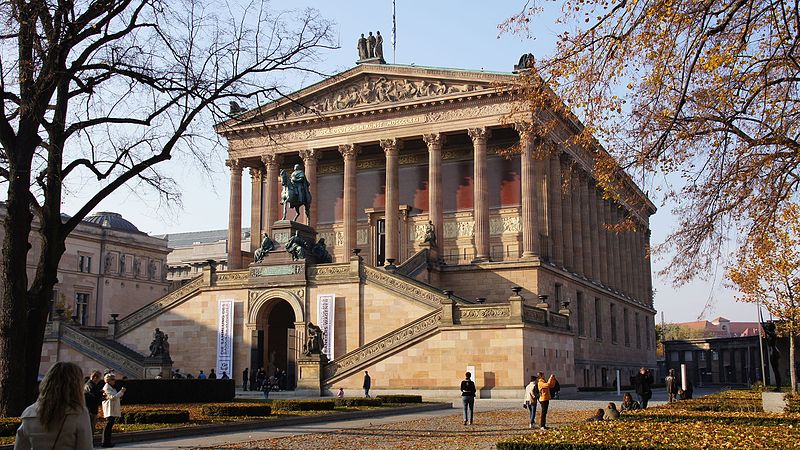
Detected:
left=221, top=64, right=516, bottom=130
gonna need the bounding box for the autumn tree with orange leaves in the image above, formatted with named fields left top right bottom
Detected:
left=501, top=1, right=800, bottom=287
left=728, top=204, right=800, bottom=393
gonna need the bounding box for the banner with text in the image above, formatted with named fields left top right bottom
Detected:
left=317, top=294, right=336, bottom=360
left=216, top=299, right=234, bottom=378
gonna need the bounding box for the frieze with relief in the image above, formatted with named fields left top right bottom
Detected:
left=357, top=228, right=369, bottom=245
left=490, top=216, right=522, bottom=235
left=277, top=77, right=484, bottom=119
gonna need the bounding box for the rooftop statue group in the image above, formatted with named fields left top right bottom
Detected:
left=357, top=31, right=384, bottom=61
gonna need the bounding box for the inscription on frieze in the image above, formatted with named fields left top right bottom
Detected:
left=250, top=264, right=304, bottom=277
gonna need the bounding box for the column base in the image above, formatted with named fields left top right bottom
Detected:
left=520, top=252, right=537, bottom=260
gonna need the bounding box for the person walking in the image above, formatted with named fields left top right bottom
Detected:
left=634, top=367, right=654, bottom=409
left=101, top=373, right=126, bottom=447
left=363, top=371, right=371, bottom=398
left=665, top=368, right=678, bottom=403
left=536, top=372, right=557, bottom=430
left=14, top=362, right=93, bottom=450
left=460, top=372, right=477, bottom=425
left=523, top=375, right=539, bottom=429
left=83, top=370, right=103, bottom=434
left=208, top=369, right=217, bottom=379
left=242, top=368, right=249, bottom=391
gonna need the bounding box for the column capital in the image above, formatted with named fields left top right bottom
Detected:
left=338, top=143, right=360, bottom=160
left=248, top=166, right=264, bottom=180
left=467, top=127, right=491, bottom=144
left=379, top=138, right=403, bottom=155
left=423, top=133, right=446, bottom=149
left=299, top=149, right=323, bottom=163
left=261, top=154, right=282, bottom=169
left=226, top=158, right=243, bottom=172
left=514, top=121, right=535, bottom=143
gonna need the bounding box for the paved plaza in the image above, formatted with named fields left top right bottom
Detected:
left=111, top=388, right=721, bottom=450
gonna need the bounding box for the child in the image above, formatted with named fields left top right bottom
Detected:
left=337, top=387, right=345, bottom=398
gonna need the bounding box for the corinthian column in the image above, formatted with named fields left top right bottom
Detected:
left=515, top=122, right=538, bottom=258
left=424, top=133, right=445, bottom=253
left=261, top=154, right=281, bottom=236
left=300, top=149, right=322, bottom=229
left=338, top=144, right=360, bottom=257
left=381, top=138, right=402, bottom=263
left=226, top=159, right=243, bottom=269
left=249, top=166, right=264, bottom=253
left=469, top=127, right=491, bottom=262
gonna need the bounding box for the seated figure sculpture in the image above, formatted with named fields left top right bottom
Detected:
left=254, top=233, right=276, bottom=263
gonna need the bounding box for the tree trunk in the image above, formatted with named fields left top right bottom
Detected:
left=0, top=159, right=35, bottom=416
left=791, top=332, right=797, bottom=394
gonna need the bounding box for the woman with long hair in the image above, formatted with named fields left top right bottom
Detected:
left=14, top=362, right=93, bottom=450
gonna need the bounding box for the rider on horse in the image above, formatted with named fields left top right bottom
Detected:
left=280, top=164, right=312, bottom=222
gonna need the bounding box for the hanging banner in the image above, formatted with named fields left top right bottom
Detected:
left=216, top=299, right=234, bottom=378
left=317, top=294, right=336, bottom=360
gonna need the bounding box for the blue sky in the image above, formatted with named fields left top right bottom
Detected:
left=58, top=0, right=755, bottom=323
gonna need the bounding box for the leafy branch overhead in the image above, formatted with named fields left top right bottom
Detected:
left=501, top=0, right=800, bottom=284
left=0, top=0, right=335, bottom=417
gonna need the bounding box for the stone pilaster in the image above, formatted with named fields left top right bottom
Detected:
left=560, top=156, right=574, bottom=270
left=338, top=144, right=360, bottom=258
left=580, top=173, right=593, bottom=279
left=549, top=155, right=564, bottom=267
left=261, top=154, right=281, bottom=236
left=596, top=189, right=608, bottom=285
left=570, top=169, right=584, bottom=275
left=624, top=223, right=633, bottom=297
left=226, top=158, right=243, bottom=270
left=469, top=127, right=491, bottom=262
left=589, top=181, right=601, bottom=283
left=300, top=149, right=322, bottom=229
left=645, top=229, right=653, bottom=305
left=516, top=123, right=538, bottom=259
left=249, top=166, right=264, bottom=254
left=612, top=206, right=623, bottom=291
left=381, top=138, right=402, bottom=263
left=423, top=133, right=445, bottom=255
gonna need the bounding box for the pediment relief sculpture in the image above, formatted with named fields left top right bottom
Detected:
left=273, top=77, right=487, bottom=120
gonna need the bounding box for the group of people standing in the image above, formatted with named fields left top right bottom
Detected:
left=523, top=372, right=559, bottom=429
left=13, top=363, right=126, bottom=450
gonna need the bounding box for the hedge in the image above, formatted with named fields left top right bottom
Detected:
left=0, top=418, right=20, bottom=437
left=201, top=405, right=272, bottom=417
left=120, top=410, right=189, bottom=424
left=116, top=379, right=235, bottom=404
left=376, top=394, right=422, bottom=404
left=334, top=397, right=383, bottom=407
left=271, top=399, right=336, bottom=411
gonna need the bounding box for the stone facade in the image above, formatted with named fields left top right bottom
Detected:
left=43, top=62, right=657, bottom=394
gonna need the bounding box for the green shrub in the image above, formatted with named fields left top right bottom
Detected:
left=271, top=399, right=335, bottom=411
left=119, top=410, right=189, bottom=424
left=116, top=379, right=235, bottom=404
left=334, top=397, right=383, bottom=407
left=0, top=418, right=20, bottom=437
left=200, top=404, right=272, bottom=417
left=376, top=394, right=422, bottom=404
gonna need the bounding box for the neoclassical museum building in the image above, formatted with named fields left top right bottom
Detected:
left=40, top=56, right=657, bottom=396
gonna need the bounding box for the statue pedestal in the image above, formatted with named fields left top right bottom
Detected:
left=271, top=220, right=316, bottom=249
left=297, top=353, right=328, bottom=396
left=143, top=356, right=173, bottom=379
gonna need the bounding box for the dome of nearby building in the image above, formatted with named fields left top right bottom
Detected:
left=83, top=212, right=141, bottom=232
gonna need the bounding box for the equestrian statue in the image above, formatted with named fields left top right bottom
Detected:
left=279, top=164, right=312, bottom=223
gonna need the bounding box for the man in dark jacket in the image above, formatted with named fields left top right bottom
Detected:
left=363, top=370, right=372, bottom=398
left=460, top=372, right=477, bottom=425
left=84, top=370, right=104, bottom=433
left=242, top=367, right=249, bottom=391
left=634, top=367, right=654, bottom=409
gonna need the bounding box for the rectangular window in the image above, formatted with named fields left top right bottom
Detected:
left=684, top=351, right=693, bottom=362
left=635, top=312, right=642, bottom=349
left=78, top=255, right=92, bottom=273
left=699, top=351, right=706, bottom=361
left=595, top=298, right=602, bottom=341
left=610, top=303, right=618, bottom=343
left=577, top=292, right=586, bottom=336
left=623, top=308, right=630, bottom=346
left=75, top=293, right=89, bottom=326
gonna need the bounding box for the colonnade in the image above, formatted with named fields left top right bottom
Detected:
left=226, top=124, right=653, bottom=304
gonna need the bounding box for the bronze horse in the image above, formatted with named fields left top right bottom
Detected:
left=279, top=169, right=311, bottom=222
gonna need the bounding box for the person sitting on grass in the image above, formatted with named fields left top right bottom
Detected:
left=586, top=408, right=605, bottom=422
left=605, top=402, right=620, bottom=420
left=620, top=392, right=640, bottom=412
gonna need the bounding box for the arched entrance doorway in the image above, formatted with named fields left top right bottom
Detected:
left=254, top=299, right=298, bottom=390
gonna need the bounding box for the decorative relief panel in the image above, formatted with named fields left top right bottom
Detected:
left=278, top=77, right=484, bottom=119
left=411, top=223, right=428, bottom=242
left=364, top=266, right=442, bottom=309
left=443, top=222, right=458, bottom=239
left=456, top=305, right=511, bottom=322
left=522, top=305, right=547, bottom=325
left=215, top=270, right=250, bottom=284
left=250, top=264, right=304, bottom=277
left=426, top=104, right=511, bottom=123
left=357, top=228, right=369, bottom=245
left=319, top=232, right=336, bottom=247
left=489, top=216, right=521, bottom=234
left=273, top=231, right=290, bottom=244
left=335, top=231, right=344, bottom=247
left=457, top=221, right=475, bottom=238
